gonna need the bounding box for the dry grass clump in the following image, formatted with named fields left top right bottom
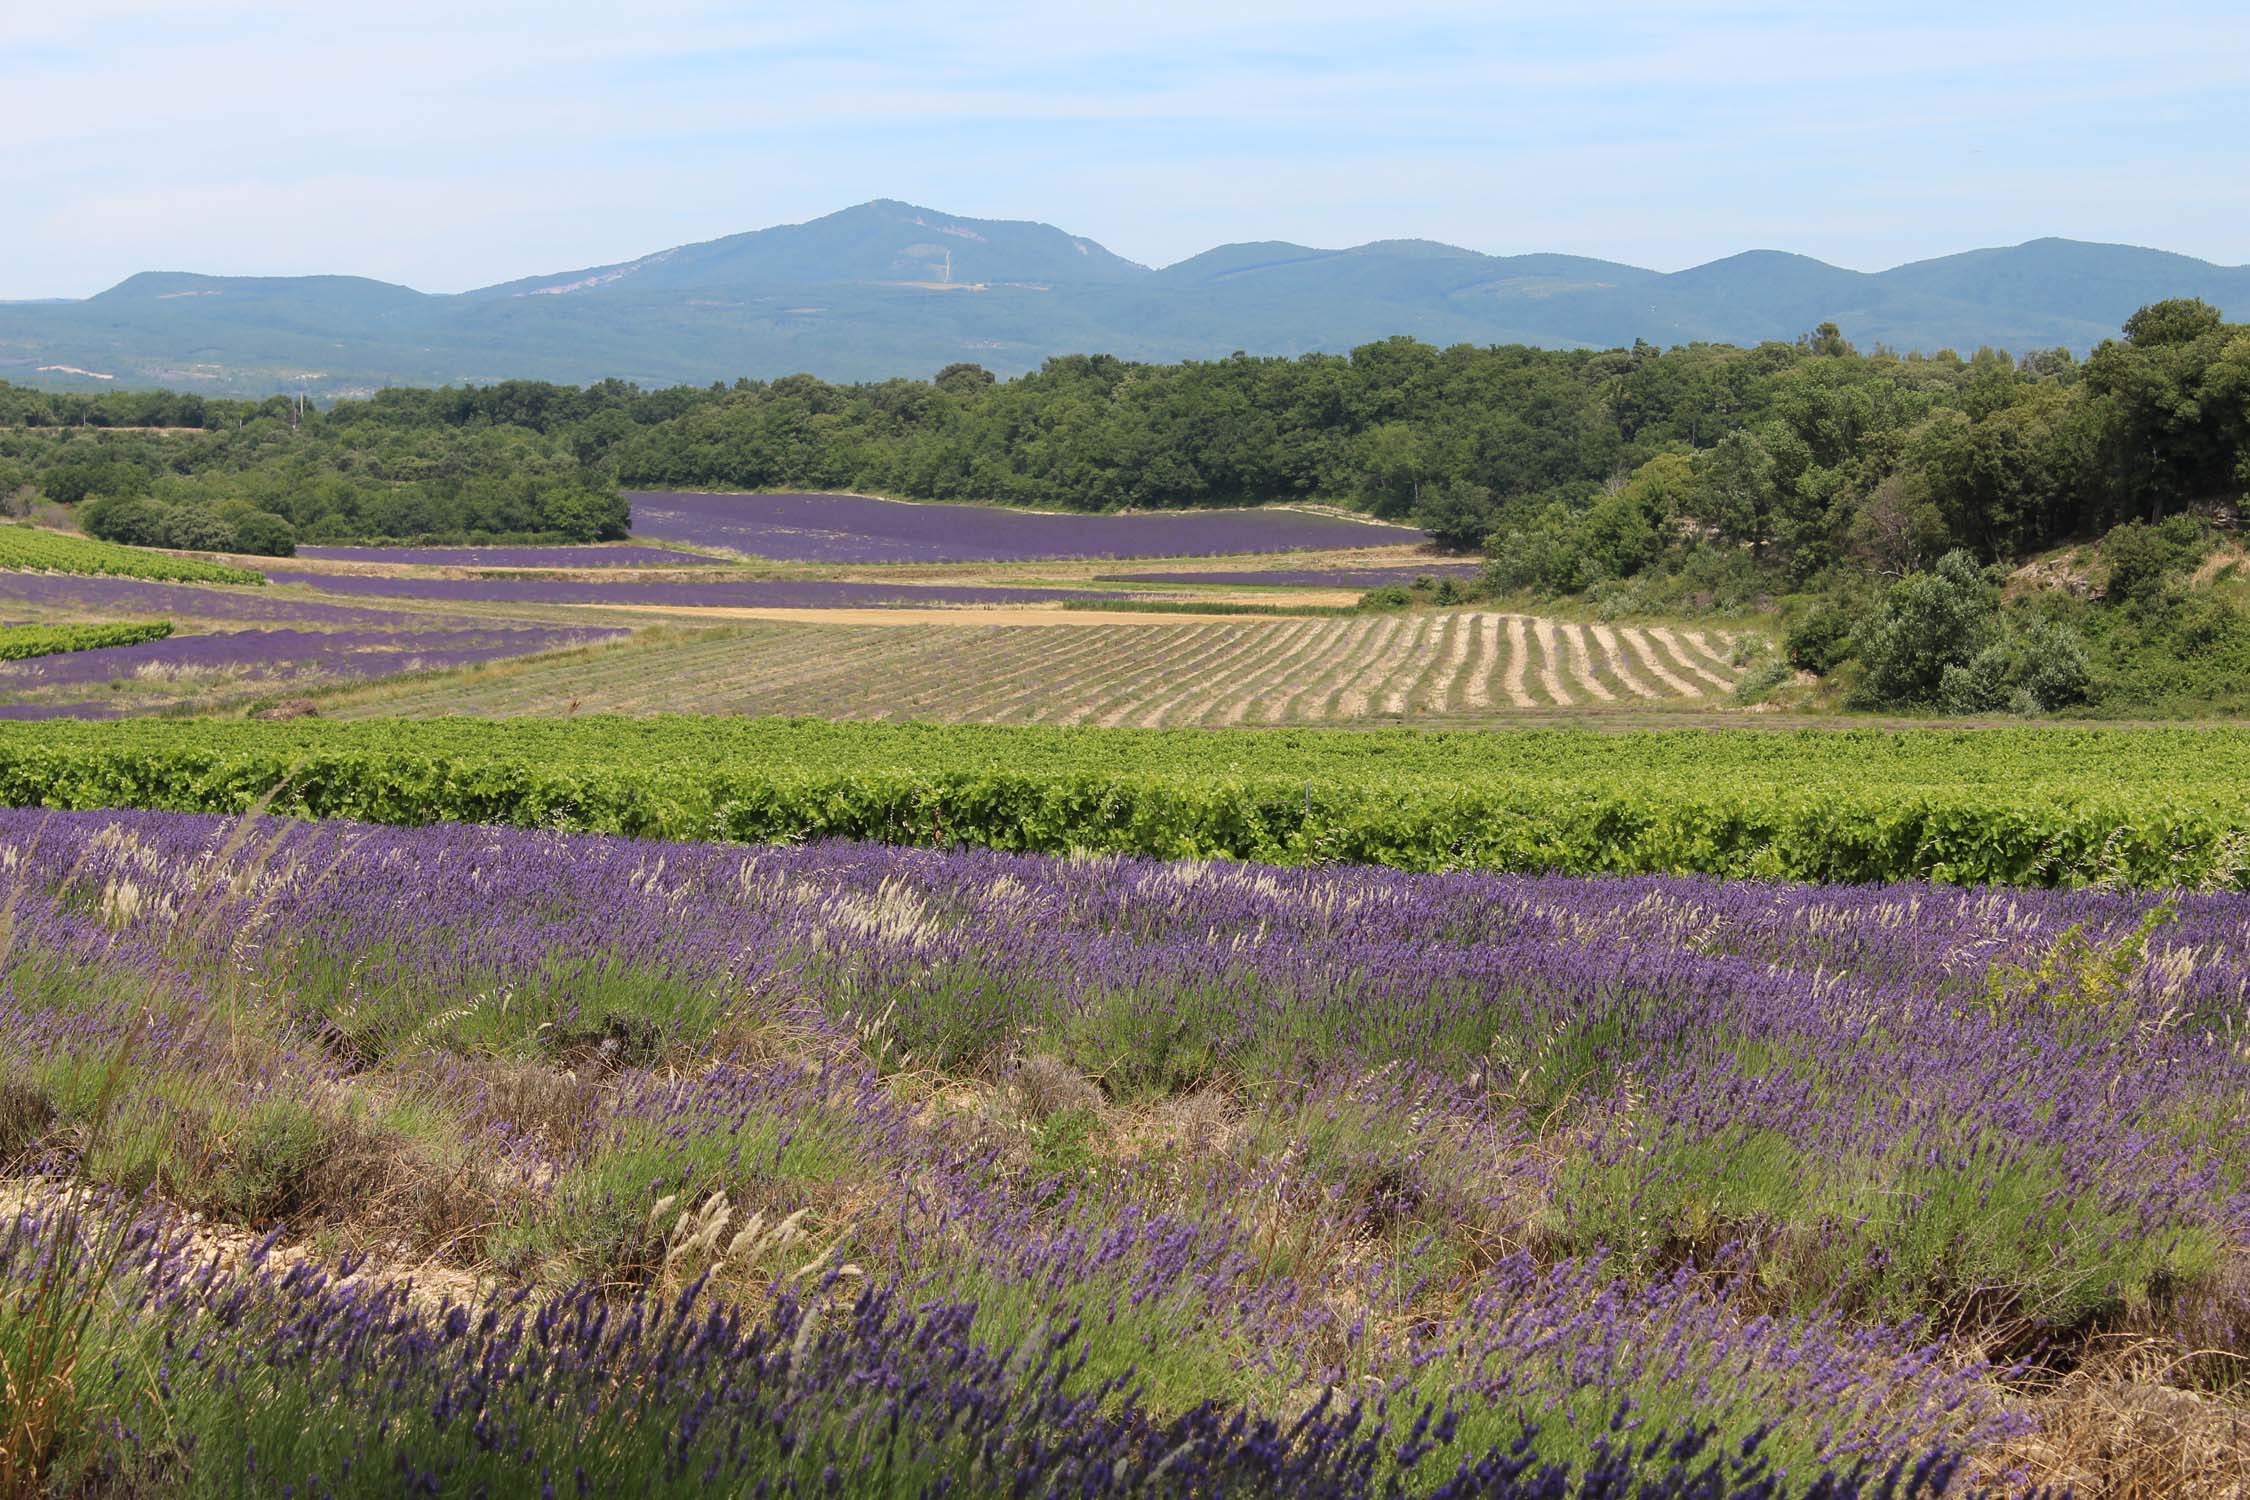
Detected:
left=0, top=1080, right=54, bottom=1167
left=1989, top=1340, right=2250, bottom=1498
left=1007, top=1053, right=1105, bottom=1120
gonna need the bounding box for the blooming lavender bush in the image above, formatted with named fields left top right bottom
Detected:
left=628, top=490, right=1427, bottom=562
left=2, top=806, right=2242, bottom=1492
left=298, top=543, right=718, bottom=567
left=2, top=1198, right=1986, bottom=1499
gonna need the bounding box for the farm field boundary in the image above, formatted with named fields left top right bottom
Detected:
left=1, top=719, right=2246, bottom=886
left=315, top=613, right=1736, bottom=724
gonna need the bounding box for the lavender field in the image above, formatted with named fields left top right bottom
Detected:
left=268, top=568, right=1108, bottom=608
left=2, top=807, right=2243, bottom=1494
left=0, top=570, right=437, bottom=628
left=298, top=542, right=719, bottom=567
left=0, top=624, right=622, bottom=717
left=629, top=490, right=1429, bottom=562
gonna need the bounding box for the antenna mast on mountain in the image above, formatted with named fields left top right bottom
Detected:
left=943, top=248, right=952, bottom=284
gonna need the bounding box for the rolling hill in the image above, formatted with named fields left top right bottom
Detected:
left=3, top=199, right=2244, bottom=396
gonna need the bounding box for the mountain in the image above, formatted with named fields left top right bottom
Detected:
left=3, top=200, right=2244, bottom=396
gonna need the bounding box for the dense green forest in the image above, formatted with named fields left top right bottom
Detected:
left=2, top=298, right=2244, bottom=713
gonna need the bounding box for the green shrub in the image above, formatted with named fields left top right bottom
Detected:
left=1783, top=603, right=1855, bottom=673
left=1853, top=551, right=1996, bottom=707
left=0, top=621, right=172, bottom=661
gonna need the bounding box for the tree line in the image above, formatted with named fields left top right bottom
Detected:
left=0, top=301, right=2241, bottom=590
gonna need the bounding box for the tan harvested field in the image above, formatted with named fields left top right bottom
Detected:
left=324, top=609, right=1746, bottom=724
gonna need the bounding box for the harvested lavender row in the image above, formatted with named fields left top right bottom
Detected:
left=0, top=624, right=623, bottom=695
left=268, top=569, right=1108, bottom=607
left=1, top=807, right=2237, bottom=1491
left=1100, top=562, right=1486, bottom=587
left=629, top=489, right=1427, bottom=562
left=0, top=570, right=444, bottom=627
left=298, top=542, right=719, bottom=567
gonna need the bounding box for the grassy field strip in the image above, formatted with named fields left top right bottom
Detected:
left=1377, top=611, right=1449, bottom=715
left=1563, top=622, right=1619, bottom=702
left=1144, top=624, right=1283, bottom=725
left=1048, top=624, right=1215, bottom=725
left=1141, top=618, right=1309, bottom=727
left=1192, top=617, right=1322, bottom=724
left=1623, top=626, right=1703, bottom=697
left=1590, top=623, right=1660, bottom=698
left=674, top=630, right=916, bottom=708
left=1260, top=614, right=1374, bottom=722
left=1099, top=622, right=1256, bottom=728
left=1503, top=620, right=1539, bottom=715
left=1458, top=614, right=1499, bottom=711
left=1061, top=623, right=1230, bottom=724
left=1369, top=616, right=1438, bottom=716
left=782, top=631, right=982, bottom=720
left=318, top=611, right=1736, bottom=725
left=1531, top=616, right=1574, bottom=706
left=1680, top=628, right=1738, bottom=676
left=1210, top=617, right=1333, bottom=725
left=1008, top=625, right=1168, bottom=723
left=1352, top=615, right=1428, bottom=716
left=960, top=621, right=1140, bottom=721
left=807, top=632, right=983, bottom=719
left=1326, top=614, right=1412, bottom=718
left=1059, top=625, right=1210, bottom=726
left=1642, top=626, right=1729, bottom=693
left=1421, top=612, right=1476, bottom=712
left=629, top=629, right=916, bottom=714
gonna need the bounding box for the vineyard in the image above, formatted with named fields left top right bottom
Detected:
left=2, top=717, right=2245, bottom=885
left=0, top=619, right=171, bottom=660
left=326, top=611, right=1744, bottom=724
left=0, top=524, right=266, bottom=584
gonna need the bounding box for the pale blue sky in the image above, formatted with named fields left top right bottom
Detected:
left=4, top=0, right=2245, bottom=297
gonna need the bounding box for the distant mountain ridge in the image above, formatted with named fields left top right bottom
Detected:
left=4, top=199, right=2244, bottom=396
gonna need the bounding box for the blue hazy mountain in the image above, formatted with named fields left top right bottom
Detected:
left=5, top=200, right=2244, bottom=395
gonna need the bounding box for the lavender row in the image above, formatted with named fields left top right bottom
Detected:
left=298, top=542, right=718, bottom=567
left=1100, top=562, right=1485, bottom=587
left=0, top=1198, right=1979, bottom=1499
left=0, top=569, right=440, bottom=627
left=629, top=490, right=1427, bottom=563
left=0, top=624, right=624, bottom=695
left=268, top=568, right=1108, bottom=608
left=8, top=808, right=2240, bottom=1348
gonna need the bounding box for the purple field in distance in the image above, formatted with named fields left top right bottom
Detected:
left=1100, top=562, right=1485, bottom=588
left=628, top=490, right=1427, bottom=562
left=268, top=571, right=1107, bottom=608
left=0, top=571, right=446, bottom=627
left=0, top=625, right=623, bottom=709
left=298, top=544, right=718, bottom=567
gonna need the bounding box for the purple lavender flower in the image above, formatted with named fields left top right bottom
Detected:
left=298, top=544, right=719, bottom=567
left=628, top=491, right=1428, bottom=562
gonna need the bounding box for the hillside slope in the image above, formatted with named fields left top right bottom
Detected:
left=4, top=201, right=2245, bottom=394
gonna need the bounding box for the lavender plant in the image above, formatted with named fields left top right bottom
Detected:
left=2, top=809, right=2239, bottom=1492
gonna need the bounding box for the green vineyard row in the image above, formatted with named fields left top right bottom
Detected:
left=1, top=717, right=2244, bottom=887
left=0, top=525, right=267, bottom=584
left=0, top=619, right=173, bottom=661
